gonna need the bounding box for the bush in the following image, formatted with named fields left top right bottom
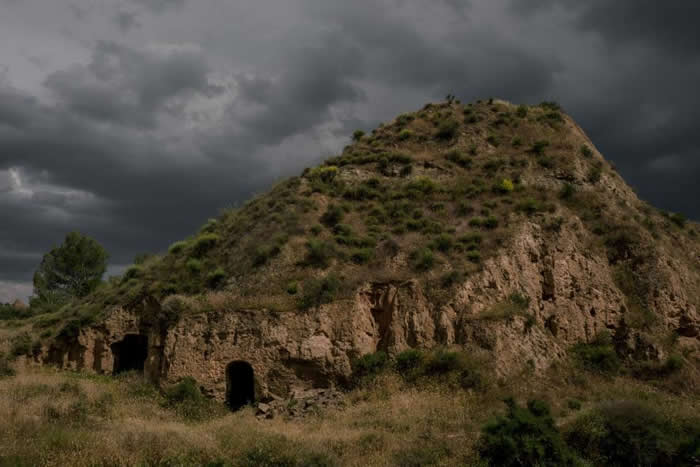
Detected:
left=445, top=149, right=471, bottom=168
left=496, top=178, right=514, bottom=193
left=530, top=140, right=550, bottom=155
left=168, top=241, right=189, bottom=255
left=206, top=268, right=226, bottom=289
left=580, top=145, right=593, bottom=158
left=421, top=349, right=460, bottom=375
left=299, top=274, right=341, bottom=309
left=587, top=165, right=602, bottom=183
left=412, top=248, right=435, bottom=271
left=186, top=258, right=202, bottom=274
left=321, top=204, right=344, bottom=227
left=398, top=129, right=413, bottom=141
left=516, top=105, right=528, bottom=118
left=350, top=248, right=373, bottom=264
left=435, top=118, right=459, bottom=139
left=192, top=234, right=219, bottom=257
left=163, top=377, right=221, bottom=421
left=10, top=333, right=32, bottom=358
left=559, top=182, right=575, bottom=200
left=286, top=281, right=298, bottom=295
left=668, top=212, right=687, bottom=228
left=479, top=399, right=575, bottom=467
left=353, top=351, right=389, bottom=382
left=303, top=240, right=335, bottom=268
left=123, top=265, right=144, bottom=281
left=486, top=134, right=500, bottom=147
left=0, top=353, right=15, bottom=378
left=565, top=401, right=700, bottom=467
left=352, top=130, right=365, bottom=141
left=571, top=332, right=620, bottom=374
left=395, top=349, right=424, bottom=374
left=431, top=234, right=454, bottom=253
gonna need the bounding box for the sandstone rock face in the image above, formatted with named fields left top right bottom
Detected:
left=35, top=219, right=699, bottom=403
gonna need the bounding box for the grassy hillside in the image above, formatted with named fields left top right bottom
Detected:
left=5, top=98, right=698, bottom=346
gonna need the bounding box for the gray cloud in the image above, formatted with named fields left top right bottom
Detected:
left=44, top=41, right=217, bottom=128
left=131, top=0, right=186, bottom=13
left=115, top=10, right=141, bottom=33
left=0, top=0, right=699, bottom=301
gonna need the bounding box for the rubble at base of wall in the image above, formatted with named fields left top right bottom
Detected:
left=255, top=388, right=345, bottom=419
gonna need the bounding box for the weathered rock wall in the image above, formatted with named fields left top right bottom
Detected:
left=35, top=221, right=699, bottom=402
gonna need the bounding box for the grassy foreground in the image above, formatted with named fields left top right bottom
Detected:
left=0, top=356, right=698, bottom=466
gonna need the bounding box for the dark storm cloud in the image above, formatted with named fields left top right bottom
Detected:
left=1, top=0, right=699, bottom=301
left=233, top=34, right=365, bottom=148
left=45, top=41, right=217, bottom=128
left=514, top=0, right=700, bottom=56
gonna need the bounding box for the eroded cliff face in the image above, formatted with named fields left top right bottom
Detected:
left=35, top=219, right=700, bottom=403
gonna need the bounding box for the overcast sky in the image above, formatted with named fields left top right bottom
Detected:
left=1, top=0, right=698, bottom=302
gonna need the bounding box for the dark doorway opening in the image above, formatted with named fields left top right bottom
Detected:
left=226, top=361, right=255, bottom=411
left=111, top=334, right=148, bottom=374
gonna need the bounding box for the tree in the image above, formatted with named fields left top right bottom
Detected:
left=33, top=232, right=108, bottom=305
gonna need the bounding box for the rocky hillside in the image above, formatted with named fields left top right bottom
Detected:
left=6, top=98, right=700, bottom=384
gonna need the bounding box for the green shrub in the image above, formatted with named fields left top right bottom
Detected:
left=353, top=351, right=389, bottom=382
left=484, top=216, right=499, bottom=229
left=303, top=240, right=335, bottom=268
left=352, top=130, right=365, bottom=141
left=123, top=265, right=144, bottom=281
left=192, top=234, right=219, bottom=257
left=168, top=241, right=189, bottom=255
left=206, top=268, right=226, bottom=289
left=299, top=274, right=341, bottom=309
left=580, top=145, right=593, bottom=158
left=321, top=204, right=344, bottom=227
left=486, top=134, right=500, bottom=147
left=286, top=281, right=298, bottom=295
left=511, top=136, right=522, bottom=147
left=350, top=248, right=373, bottom=264
left=435, top=118, right=459, bottom=139
left=571, top=332, right=620, bottom=374
left=565, top=401, right=700, bottom=467
left=412, top=248, right=435, bottom=271
left=445, top=149, right=471, bottom=168
left=587, top=165, right=602, bottom=183
left=479, top=398, right=575, bottom=467
left=559, top=182, right=575, bottom=200
left=0, top=353, right=15, bottom=378
left=467, top=250, right=481, bottom=263
left=186, top=258, right=202, bottom=274
left=398, top=129, right=413, bottom=141
left=540, top=101, right=561, bottom=111
left=440, top=270, right=462, bottom=288
left=395, top=349, right=425, bottom=374
left=516, top=198, right=545, bottom=216
left=421, top=349, right=460, bottom=375
left=10, top=333, right=32, bottom=358
left=431, top=234, right=454, bottom=253
left=530, top=140, right=550, bottom=155
left=310, top=224, right=323, bottom=236
left=668, top=212, right=687, bottom=228
left=163, top=377, right=222, bottom=421
left=516, top=105, right=528, bottom=118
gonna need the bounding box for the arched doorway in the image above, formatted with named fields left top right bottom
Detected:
left=111, top=334, right=148, bottom=374
left=226, top=361, right=255, bottom=411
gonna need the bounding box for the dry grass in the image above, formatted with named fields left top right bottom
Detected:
left=1, top=359, right=698, bottom=466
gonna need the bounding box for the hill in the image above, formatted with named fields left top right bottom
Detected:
left=1, top=98, right=699, bottom=465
